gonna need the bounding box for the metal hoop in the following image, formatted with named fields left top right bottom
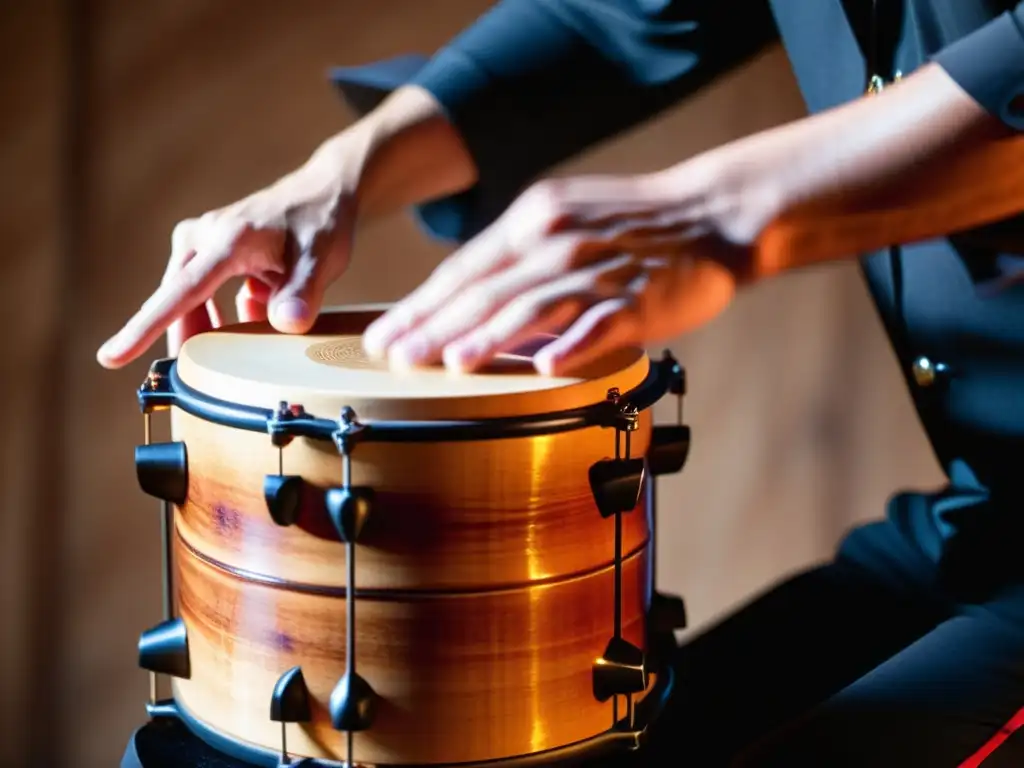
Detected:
left=137, top=351, right=680, bottom=444
left=140, top=664, right=675, bottom=768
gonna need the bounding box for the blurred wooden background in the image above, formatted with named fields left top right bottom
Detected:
left=1, top=1, right=945, bottom=765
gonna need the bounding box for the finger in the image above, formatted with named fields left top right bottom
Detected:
left=96, top=250, right=239, bottom=369
left=438, top=261, right=634, bottom=373
left=385, top=264, right=552, bottom=369
left=163, top=220, right=205, bottom=359
left=533, top=297, right=642, bottom=376
left=362, top=225, right=516, bottom=357
left=387, top=239, right=626, bottom=368
left=167, top=298, right=221, bottom=358
left=528, top=174, right=686, bottom=231
left=267, top=227, right=350, bottom=335
left=235, top=276, right=272, bottom=324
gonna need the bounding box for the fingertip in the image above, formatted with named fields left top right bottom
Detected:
left=363, top=321, right=413, bottom=362
left=442, top=344, right=478, bottom=374
left=95, top=351, right=121, bottom=370
left=387, top=344, right=421, bottom=372
left=361, top=324, right=387, bottom=359
left=269, top=298, right=314, bottom=334
left=236, top=278, right=270, bottom=324
left=532, top=348, right=562, bottom=377
left=96, top=336, right=126, bottom=370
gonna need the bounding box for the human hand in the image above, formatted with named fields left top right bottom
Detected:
left=95, top=138, right=361, bottom=370
left=363, top=156, right=781, bottom=376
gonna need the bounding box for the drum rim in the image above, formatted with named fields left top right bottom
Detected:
left=145, top=663, right=675, bottom=767
left=137, top=351, right=682, bottom=444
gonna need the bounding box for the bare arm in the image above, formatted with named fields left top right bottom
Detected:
left=334, top=86, right=478, bottom=219
left=96, top=85, right=476, bottom=369
left=363, top=63, right=1020, bottom=375
left=695, top=62, right=1012, bottom=279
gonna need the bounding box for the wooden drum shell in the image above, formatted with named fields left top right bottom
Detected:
left=157, top=313, right=661, bottom=765
left=172, top=408, right=652, bottom=591
left=172, top=531, right=652, bottom=765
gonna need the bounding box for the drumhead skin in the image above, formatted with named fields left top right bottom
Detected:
left=165, top=307, right=658, bottom=765
left=175, top=307, right=651, bottom=422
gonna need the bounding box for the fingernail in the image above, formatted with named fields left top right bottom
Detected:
left=389, top=339, right=427, bottom=368
left=96, top=336, right=122, bottom=364
left=271, top=299, right=309, bottom=328
left=443, top=344, right=477, bottom=373
left=362, top=322, right=390, bottom=357
left=533, top=349, right=560, bottom=376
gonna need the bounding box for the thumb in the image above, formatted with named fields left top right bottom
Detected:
left=268, top=228, right=350, bottom=334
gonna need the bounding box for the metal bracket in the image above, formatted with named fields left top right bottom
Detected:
left=270, top=666, right=312, bottom=764
left=264, top=402, right=307, bottom=527
left=591, top=389, right=648, bottom=729
left=327, top=408, right=377, bottom=763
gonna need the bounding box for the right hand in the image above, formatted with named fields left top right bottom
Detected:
left=96, top=140, right=357, bottom=369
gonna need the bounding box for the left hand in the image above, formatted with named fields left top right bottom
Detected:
left=363, top=156, right=779, bottom=375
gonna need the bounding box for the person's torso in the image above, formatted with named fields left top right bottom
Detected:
left=768, top=0, right=1024, bottom=502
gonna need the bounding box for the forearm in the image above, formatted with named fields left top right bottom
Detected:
left=685, top=62, right=1012, bottom=280
left=286, top=85, right=478, bottom=222
left=754, top=63, right=998, bottom=213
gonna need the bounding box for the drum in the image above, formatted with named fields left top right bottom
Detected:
left=129, top=307, right=690, bottom=767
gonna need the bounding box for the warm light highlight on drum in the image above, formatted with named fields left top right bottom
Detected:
left=128, top=307, right=692, bottom=766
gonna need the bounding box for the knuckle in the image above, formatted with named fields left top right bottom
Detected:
left=553, top=234, right=589, bottom=270
left=589, top=298, right=635, bottom=335
left=388, top=301, right=423, bottom=332
left=518, top=180, right=566, bottom=234
left=459, top=284, right=499, bottom=316
left=587, top=314, right=619, bottom=340
left=170, top=218, right=198, bottom=253
left=504, top=292, right=544, bottom=324
left=431, top=257, right=465, bottom=285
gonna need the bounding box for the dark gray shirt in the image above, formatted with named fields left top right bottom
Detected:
left=333, top=1, right=1024, bottom=560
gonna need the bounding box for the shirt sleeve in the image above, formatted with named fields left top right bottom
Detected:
left=332, top=0, right=778, bottom=242
left=932, top=4, right=1024, bottom=132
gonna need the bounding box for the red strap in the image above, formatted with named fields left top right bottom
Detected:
left=959, top=706, right=1024, bottom=768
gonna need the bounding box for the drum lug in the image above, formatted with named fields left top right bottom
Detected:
left=138, top=617, right=190, bottom=680
left=649, top=350, right=690, bottom=478
left=592, top=637, right=648, bottom=703
left=271, top=666, right=311, bottom=722
left=263, top=475, right=304, bottom=527
left=326, top=486, right=374, bottom=543
left=271, top=666, right=312, bottom=764
left=263, top=402, right=309, bottom=526
left=329, top=671, right=377, bottom=732
left=648, top=591, right=687, bottom=634
left=134, top=442, right=188, bottom=504
left=589, top=395, right=645, bottom=519
left=648, top=425, right=691, bottom=477
left=327, top=406, right=377, bottom=754
left=589, top=458, right=645, bottom=519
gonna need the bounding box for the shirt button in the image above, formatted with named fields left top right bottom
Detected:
left=911, top=356, right=948, bottom=388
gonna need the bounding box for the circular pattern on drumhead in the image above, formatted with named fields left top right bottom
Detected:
left=306, top=338, right=387, bottom=371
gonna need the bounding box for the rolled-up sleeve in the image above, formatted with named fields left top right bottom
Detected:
left=332, top=0, right=777, bottom=242
left=933, top=4, right=1024, bottom=132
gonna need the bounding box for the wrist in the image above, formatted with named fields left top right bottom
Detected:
left=324, top=86, right=477, bottom=222
left=663, top=145, right=789, bottom=269
left=271, top=86, right=476, bottom=230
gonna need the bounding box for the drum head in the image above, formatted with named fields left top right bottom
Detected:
left=176, top=306, right=650, bottom=422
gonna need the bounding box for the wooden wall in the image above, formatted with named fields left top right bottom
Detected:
left=1, top=1, right=945, bottom=764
